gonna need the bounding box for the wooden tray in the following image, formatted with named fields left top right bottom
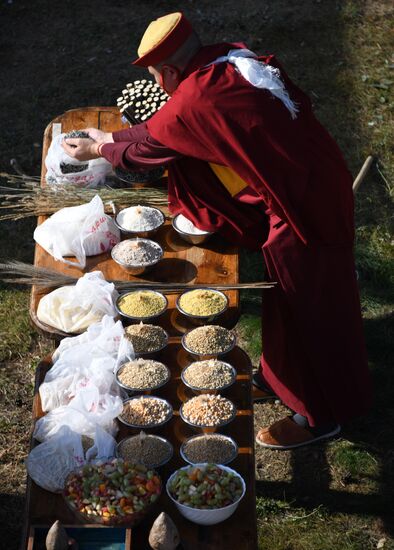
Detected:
left=30, top=107, right=240, bottom=339
left=23, top=340, right=257, bottom=550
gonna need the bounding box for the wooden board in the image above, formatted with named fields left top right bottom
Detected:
left=23, top=340, right=257, bottom=550
left=30, top=107, right=239, bottom=339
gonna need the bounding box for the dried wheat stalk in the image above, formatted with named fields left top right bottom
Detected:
left=0, top=261, right=276, bottom=291
left=0, top=174, right=168, bottom=221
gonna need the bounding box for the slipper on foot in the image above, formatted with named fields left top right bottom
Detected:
left=255, top=417, right=341, bottom=449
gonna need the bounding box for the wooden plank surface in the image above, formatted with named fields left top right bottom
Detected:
left=25, top=341, right=257, bottom=550
left=30, top=107, right=239, bottom=338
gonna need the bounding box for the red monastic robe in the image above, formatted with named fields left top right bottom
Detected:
left=107, top=43, right=372, bottom=426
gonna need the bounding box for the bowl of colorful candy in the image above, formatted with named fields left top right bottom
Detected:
left=166, top=463, right=245, bottom=525
left=63, top=459, right=161, bottom=526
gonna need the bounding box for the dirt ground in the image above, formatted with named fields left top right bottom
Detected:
left=0, top=1, right=393, bottom=549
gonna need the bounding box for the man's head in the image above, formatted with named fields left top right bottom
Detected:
left=133, top=12, right=201, bottom=94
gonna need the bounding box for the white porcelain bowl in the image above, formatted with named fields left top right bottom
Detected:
left=166, top=463, right=246, bottom=525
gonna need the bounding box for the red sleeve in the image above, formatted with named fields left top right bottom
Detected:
left=100, top=122, right=182, bottom=170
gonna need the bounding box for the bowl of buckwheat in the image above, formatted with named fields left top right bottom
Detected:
left=118, top=395, right=173, bottom=430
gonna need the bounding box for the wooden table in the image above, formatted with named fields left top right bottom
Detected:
left=30, top=107, right=240, bottom=338
left=23, top=107, right=257, bottom=549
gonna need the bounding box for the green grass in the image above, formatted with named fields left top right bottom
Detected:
left=0, top=288, right=34, bottom=361
left=257, top=502, right=393, bottom=550
left=331, top=441, right=378, bottom=480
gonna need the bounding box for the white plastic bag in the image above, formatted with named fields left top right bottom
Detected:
left=34, top=388, right=123, bottom=442
left=45, top=133, right=113, bottom=187
left=86, top=425, right=117, bottom=462
left=39, top=359, right=119, bottom=412
left=52, top=315, right=134, bottom=366
left=26, top=425, right=85, bottom=492
left=36, top=272, right=119, bottom=334
left=33, top=195, right=120, bottom=268
left=27, top=425, right=116, bottom=492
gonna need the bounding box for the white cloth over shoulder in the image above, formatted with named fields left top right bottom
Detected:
left=210, top=48, right=298, bottom=119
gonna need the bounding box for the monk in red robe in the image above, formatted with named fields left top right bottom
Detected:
left=63, top=12, right=372, bottom=449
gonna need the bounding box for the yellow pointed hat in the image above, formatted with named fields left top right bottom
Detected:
left=133, top=12, right=193, bottom=67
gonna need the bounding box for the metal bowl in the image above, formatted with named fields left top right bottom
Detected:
left=180, top=434, right=238, bottom=465
left=115, top=290, right=168, bottom=323
left=118, top=395, right=173, bottom=430
left=115, top=165, right=165, bottom=185
left=111, top=238, right=163, bottom=275
left=114, top=205, right=165, bottom=238
left=179, top=395, right=237, bottom=430
left=181, top=360, right=236, bottom=394
left=116, top=434, right=174, bottom=469
left=172, top=214, right=214, bottom=245
left=115, top=359, right=170, bottom=394
left=181, top=326, right=236, bottom=359
left=124, top=325, right=169, bottom=358
left=176, top=288, right=228, bottom=325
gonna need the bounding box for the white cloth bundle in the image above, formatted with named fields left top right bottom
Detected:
left=210, top=48, right=298, bottom=119
left=37, top=271, right=118, bottom=334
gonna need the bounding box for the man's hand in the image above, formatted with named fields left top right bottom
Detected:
left=84, top=128, right=114, bottom=144
left=61, top=137, right=100, bottom=161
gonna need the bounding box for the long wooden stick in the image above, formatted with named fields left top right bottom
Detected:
left=353, top=155, right=374, bottom=194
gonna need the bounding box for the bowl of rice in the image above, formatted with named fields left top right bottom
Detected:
left=172, top=214, right=213, bottom=245
left=176, top=288, right=228, bottom=325
left=111, top=238, right=163, bottom=275
left=115, top=205, right=165, bottom=238
left=115, top=358, right=170, bottom=394
left=115, top=290, right=167, bottom=323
